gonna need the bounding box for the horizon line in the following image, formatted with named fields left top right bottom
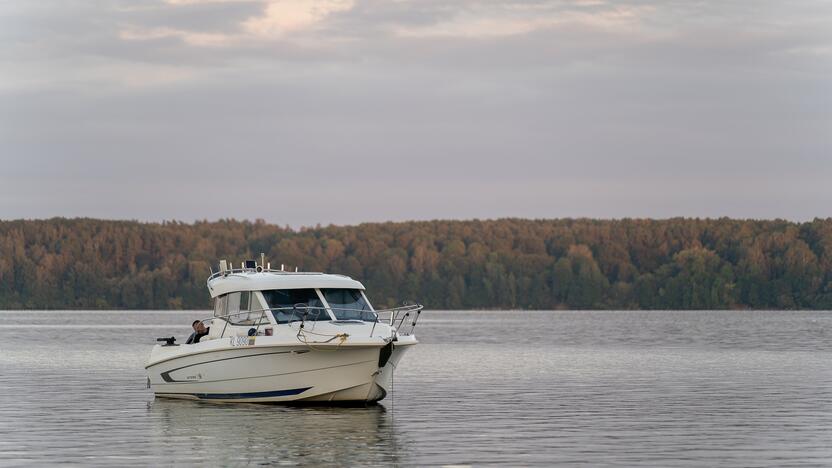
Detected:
left=2, top=215, right=831, bottom=230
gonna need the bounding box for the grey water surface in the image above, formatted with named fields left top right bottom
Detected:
left=1, top=310, right=831, bottom=467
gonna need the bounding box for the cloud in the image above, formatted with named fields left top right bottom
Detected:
left=391, top=4, right=653, bottom=38
left=1, top=0, right=830, bottom=224
left=116, top=0, right=360, bottom=51
left=119, top=26, right=236, bottom=46
left=163, top=0, right=253, bottom=4
left=244, top=0, right=355, bottom=36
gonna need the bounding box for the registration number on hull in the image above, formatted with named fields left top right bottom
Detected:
left=229, top=336, right=255, bottom=347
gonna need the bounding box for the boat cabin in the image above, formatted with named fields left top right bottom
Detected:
left=201, top=266, right=378, bottom=341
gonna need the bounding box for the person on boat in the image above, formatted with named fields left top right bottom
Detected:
left=186, top=320, right=210, bottom=344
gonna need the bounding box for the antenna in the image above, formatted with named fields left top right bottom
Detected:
left=260, top=253, right=265, bottom=269
left=219, top=260, right=228, bottom=276
left=295, top=266, right=299, bottom=272
left=281, top=264, right=285, bottom=272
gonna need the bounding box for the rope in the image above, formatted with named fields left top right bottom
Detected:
left=295, top=327, right=349, bottom=351
left=390, top=359, right=394, bottom=415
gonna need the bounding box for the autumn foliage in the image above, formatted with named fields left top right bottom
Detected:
left=1, top=217, right=831, bottom=310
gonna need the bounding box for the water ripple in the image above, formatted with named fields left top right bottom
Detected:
left=1, top=310, right=831, bottom=466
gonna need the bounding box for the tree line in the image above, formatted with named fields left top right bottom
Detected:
left=1, top=217, right=831, bottom=310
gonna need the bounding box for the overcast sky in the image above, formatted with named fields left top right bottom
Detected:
left=1, top=0, right=830, bottom=226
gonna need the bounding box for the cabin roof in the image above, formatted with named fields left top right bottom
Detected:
left=207, top=271, right=365, bottom=298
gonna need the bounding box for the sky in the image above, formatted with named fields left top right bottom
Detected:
left=1, top=0, right=830, bottom=226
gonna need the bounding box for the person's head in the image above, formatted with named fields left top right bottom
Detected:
left=192, top=320, right=205, bottom=333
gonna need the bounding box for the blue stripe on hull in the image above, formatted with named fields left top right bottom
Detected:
left=191, top=387, right=312, bottom=400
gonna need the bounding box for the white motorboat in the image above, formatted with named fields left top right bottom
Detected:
left=145, top=258, right=421, bottom=403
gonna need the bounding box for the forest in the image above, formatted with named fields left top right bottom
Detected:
left=1, top=217, right=831, bottom=310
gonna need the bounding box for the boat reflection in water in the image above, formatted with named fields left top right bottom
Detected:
left=147, top=398, right=406, bottom=466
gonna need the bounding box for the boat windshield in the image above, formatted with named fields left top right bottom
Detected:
left=321, top=288, right=375, bottom=321
left=263, top=289, right=330, bottom=323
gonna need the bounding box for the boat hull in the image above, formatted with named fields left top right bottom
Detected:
left=146, top=338, right=417, bottom=403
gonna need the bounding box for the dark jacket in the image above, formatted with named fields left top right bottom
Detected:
left=186, top=328, right=210, bottom=344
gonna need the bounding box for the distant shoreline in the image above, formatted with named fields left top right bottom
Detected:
left=3, top=308, right=830, bottom=313
left=2, top=217, right=831, bottom=310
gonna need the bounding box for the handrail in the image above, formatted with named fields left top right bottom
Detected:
left=207, top=268, right=356, bottom=283
left=195, top=303, right=424, bottom=336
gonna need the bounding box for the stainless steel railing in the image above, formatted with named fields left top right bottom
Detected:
left=194, top=303, right=424, bottom=339
left=207, top=267, right=351, bottom=283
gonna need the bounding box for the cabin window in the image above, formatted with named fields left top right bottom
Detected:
left=240, top=291, right=251, bottom=311
left=263, top=289, right=330, bottom=323
left=227, top=292, right=242, bottom=315
left=224, top=291, right=264, bottom=325
left=321, top=289, right=375, bottom=321
left=213, top=295, right=227, bottom=317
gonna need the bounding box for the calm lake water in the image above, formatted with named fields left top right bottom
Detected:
left=1, top=310, right=831, bottom=466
